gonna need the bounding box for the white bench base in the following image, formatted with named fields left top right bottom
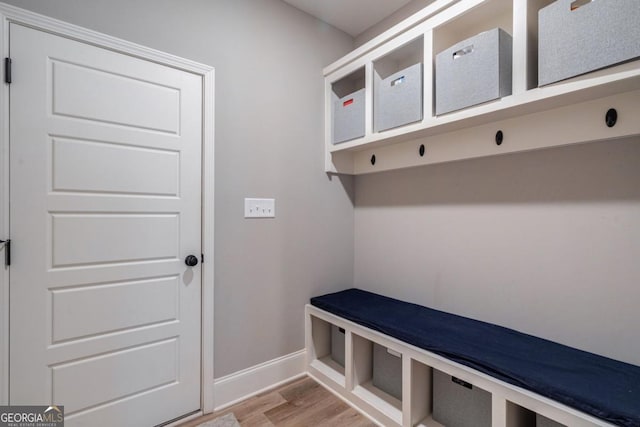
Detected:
left=305, top=304, right=612, bottom=427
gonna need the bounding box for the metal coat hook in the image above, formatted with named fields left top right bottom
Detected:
left=0, top=239, right=10, bottom=266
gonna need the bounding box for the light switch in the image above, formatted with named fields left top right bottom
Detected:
left=244, top=198, right=275, bottom=218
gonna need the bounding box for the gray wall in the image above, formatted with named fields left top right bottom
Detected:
left=355, top=137, right=640, bottom=365
left=353, top=0, right=640, bottom=367
left=3, top=0, right=355, bottom=377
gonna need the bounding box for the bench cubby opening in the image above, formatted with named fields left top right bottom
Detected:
left=431, top=368, right=492, bottom=427
left=506, top=401, right=568, bottom=427
left=506, top=401, right=537, bottom=427
left=351, top=333, right=403, bottom=424
left=308, top=314, right=345, bottom=386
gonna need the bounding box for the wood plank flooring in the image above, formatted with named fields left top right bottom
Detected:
left=178, top=376, right=376, bottom=427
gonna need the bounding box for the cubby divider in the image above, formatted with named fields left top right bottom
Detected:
left=407, top=359, right=439, bottom=427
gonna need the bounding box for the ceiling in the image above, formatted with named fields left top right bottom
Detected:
left=282, top=0, right=415, bottom=37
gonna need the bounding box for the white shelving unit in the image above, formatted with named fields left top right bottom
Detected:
left=324, top=0, right=640, bottom=174
left=305, top=305, right=614, bottom=427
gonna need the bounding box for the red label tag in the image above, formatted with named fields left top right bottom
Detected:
left=343, top=98, right=354, bottom=107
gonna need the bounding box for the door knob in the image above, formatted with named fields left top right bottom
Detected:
left=185, top=255, right=199, bottom=267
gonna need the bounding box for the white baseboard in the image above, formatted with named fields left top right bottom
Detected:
left=213, top=349, right=307, bottom=411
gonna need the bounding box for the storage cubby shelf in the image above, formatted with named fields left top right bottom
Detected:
left=330, top=63, right=640, bottom=154
left=306, top=304, right=614, bottom=427
left=324, top=0, right=640, bottom=174
left=353, top=381, right=403, bottom=425
left=310, top=356, right=345, bottom=386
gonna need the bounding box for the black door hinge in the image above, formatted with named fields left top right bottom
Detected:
left=0, top=239, right=10, bottom=266
left=4, top=58, right=11, bottom=84
left=201, top=253, right=204, bottom=264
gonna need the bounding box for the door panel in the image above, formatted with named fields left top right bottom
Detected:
left=51, top=58, right=181, bottom=133
left=9, top=23, right=202, bottom=426
left=51, top=213, right=179, bottom=267
left=51, top=137, right=180, bottom=196
left=51, top=276, right=179, bottom=343
left=52, top=339, right=178, bottom=414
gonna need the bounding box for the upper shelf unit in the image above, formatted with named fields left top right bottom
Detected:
left=324, top=0, right=640, bottom=174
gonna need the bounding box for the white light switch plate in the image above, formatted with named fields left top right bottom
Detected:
left=244, top=198, right=275, bottom=218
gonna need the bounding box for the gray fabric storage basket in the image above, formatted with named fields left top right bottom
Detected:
left=374, top=62, right=423, bottom=132
left=435, top=28, right=512, bottom=115
left=538, top=0, right=640, bottom=86
left=330, top=325, right=345, bottom=367
left=372, top=343, right=402, bottom=400
left=536, top=413, right=566, bottom=427
left=332, top=88, right=365, bottom=144
left=432, top=369, right=491, bottom=427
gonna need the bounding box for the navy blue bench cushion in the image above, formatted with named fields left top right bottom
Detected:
left=311, top=288, right=640, bottom=427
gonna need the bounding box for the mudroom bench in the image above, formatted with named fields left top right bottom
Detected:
left=305, top=289, right=640, bottom=427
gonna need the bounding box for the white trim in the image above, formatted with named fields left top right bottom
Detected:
left=0, top=4, right=10, bottom=405
left=0, top=2, right=211, bottom=75
left=0, top=3, right=8, bottom=406
left=201, top=68, right=216, bottom=414
left=213, top=350, right=307, bottom=411
left=0, top=1, right=215, bottom=419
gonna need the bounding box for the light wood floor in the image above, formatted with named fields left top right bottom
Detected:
left=178, top=376, right=376, bottom=427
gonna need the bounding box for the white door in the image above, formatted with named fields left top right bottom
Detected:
left=9, top=23, right=202, bottom=426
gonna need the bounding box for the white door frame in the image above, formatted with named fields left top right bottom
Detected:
left=0, top=2, right=216, bottom=416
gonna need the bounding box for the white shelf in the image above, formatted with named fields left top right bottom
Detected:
left=415, top=415, right=446, bottom=427
left=310, top=356, right=345, bottom=387
left=353, top=381, right=403, bottom=425
left=307, top=315, right=346, bottom=387
left=324, top=0, right=640, bottom=174
left=305, top=304, right=613, bottom=427
left=331, top=61, right=640, bottom=154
